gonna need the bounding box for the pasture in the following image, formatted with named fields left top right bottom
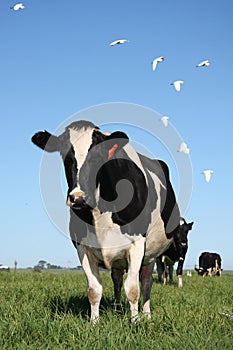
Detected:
left=0, top=271, right=232, bottom=349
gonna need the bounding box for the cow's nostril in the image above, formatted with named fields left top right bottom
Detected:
left=69, top=194, right=76, bottom=203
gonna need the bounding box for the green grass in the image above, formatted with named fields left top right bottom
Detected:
left=0, top=271, right=232, bottom=349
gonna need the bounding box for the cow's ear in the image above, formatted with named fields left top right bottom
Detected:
left=188, top=222, right=194, bottom=231
left=106, top=131, right=129, bottom=148
left=31, top=131, right=61, bottom=152
left=106, top=131, right=129, bottom=160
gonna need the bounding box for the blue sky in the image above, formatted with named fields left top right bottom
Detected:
left=1, top=0, right=233, bottom=270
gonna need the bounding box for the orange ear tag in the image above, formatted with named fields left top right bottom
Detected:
left=108, top=143, right=118, bottom=160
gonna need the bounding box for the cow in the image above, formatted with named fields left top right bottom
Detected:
left=156, top=218, right=193, bottom=287
left=31, top=120, right=180, bottom=322
left=195, top=252, right=222, bottom=277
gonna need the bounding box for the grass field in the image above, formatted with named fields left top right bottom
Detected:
left=0, top=270, right=232, bottom=349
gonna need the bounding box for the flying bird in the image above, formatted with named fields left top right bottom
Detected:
left=171, top=80, right=184, bottom=92
left=160, top=116, right=169, bottom=127
left=110, top=39, right=128, bottom=46
left=178, top=142, right=190, bottom=154
left=152, top=56, right=164, bottom=71
left=196, top=60, right=210, bottom=67
left=11, top=3, right=25, bottom=11
left=202, top=169, right=213, bottom=183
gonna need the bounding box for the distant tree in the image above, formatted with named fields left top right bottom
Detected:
left=38, top=260, right=47, bottom=269
left=49, top=264, right=62, bottom=269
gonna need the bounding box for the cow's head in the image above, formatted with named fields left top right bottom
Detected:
left=174, top=218, right=193, bottom=257
left=194, top=266, right=206, bottom=276
left=31, top=120, right=129, bottom=209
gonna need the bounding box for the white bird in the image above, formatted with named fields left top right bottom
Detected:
left=11, top=3, right=25, bottom=11
left=178, top=142, right=190, bottom=154
left=219, top=313, right=233, bottom=320
left=110, top=39, right=128, bottom=46
left=160, top=116, right=169, bottom=127
left=202, top=169, right=213, bottom=183
left=196, top=60, right=210, bottom=67
left=152, top=56, right=164, bottom=71
left=171, top=80, right=184, bottom=92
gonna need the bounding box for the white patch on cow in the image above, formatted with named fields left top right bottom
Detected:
left=178, top=275, right=183, bottom=288
left=92, top=208, right=144, bottom=270
left=69, top=127, right=94, bottom=187
left=123, top=143, right=148, bottom=184
left=123, top=234, right=146, bottom=321
left=81, top=248, right=102, bottom=322
left=69, top=187, right=85, bottom=200
left=143, top=170, right=172, bottom=265
left=180, top=218, right=184, bottom=225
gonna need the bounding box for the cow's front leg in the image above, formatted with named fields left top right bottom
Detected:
left=176, top=257, right=184, bottom=287
left=124, top=236, right=145, bottom=322
left=82, top=250, right=102, bottom=323
left=140, top=261, right=154, bottom=319
left=111, top=268, right=125, bottom=311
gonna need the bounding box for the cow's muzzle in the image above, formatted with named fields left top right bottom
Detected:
left=67, top=191, right=86, bottom=208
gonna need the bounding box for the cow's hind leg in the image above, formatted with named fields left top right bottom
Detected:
left=156, top=257, right=164, bottom=283
left=169, top=264, right=174, bottom=284
left=111, top=268, right=125, bottom=312
left=82, top=250, right=102, bottom=323
left=124, top=236, right=145, bottom=322
left=140, top=261, right=154, bottom=319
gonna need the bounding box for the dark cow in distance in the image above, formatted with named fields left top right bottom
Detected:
left=31, top=120, right=180, bottom=322
left=195, top=252, right=222, bottom=277
left=156, top=218, right=193, bottom=287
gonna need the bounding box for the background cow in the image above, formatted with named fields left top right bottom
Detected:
left=32, top=120, right=180, bottom=322
left=156, top=218, right=193, bottom=287
left=195, top=252, right=222, bottom=277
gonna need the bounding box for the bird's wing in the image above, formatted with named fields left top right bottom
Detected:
left=174, top=81, right=181, bottom=91
left=110, top=40, right=121, bottom=46
left=204, top=171, right=211, bottom=182
left=180, top=142, right=185, bottom=151
left=161, top=117, right=168, bottom=126
left=152, top=60, right=158, bottom=71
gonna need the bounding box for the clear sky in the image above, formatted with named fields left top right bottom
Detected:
left=1, top=0, right=233, bottom=270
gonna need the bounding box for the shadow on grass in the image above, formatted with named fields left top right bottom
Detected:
left=47, top=295, right=126, bottom=319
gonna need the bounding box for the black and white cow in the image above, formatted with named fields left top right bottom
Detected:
left=195, top=252, right=222, bottom=277
left=156, top=218, right=193, bottom=287
left=32, top=120, right=180, bottom=322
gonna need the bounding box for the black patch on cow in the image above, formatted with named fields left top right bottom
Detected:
left=96, top=155, right=150, bottom=236
left=69, top=207, right=94, bottom=247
